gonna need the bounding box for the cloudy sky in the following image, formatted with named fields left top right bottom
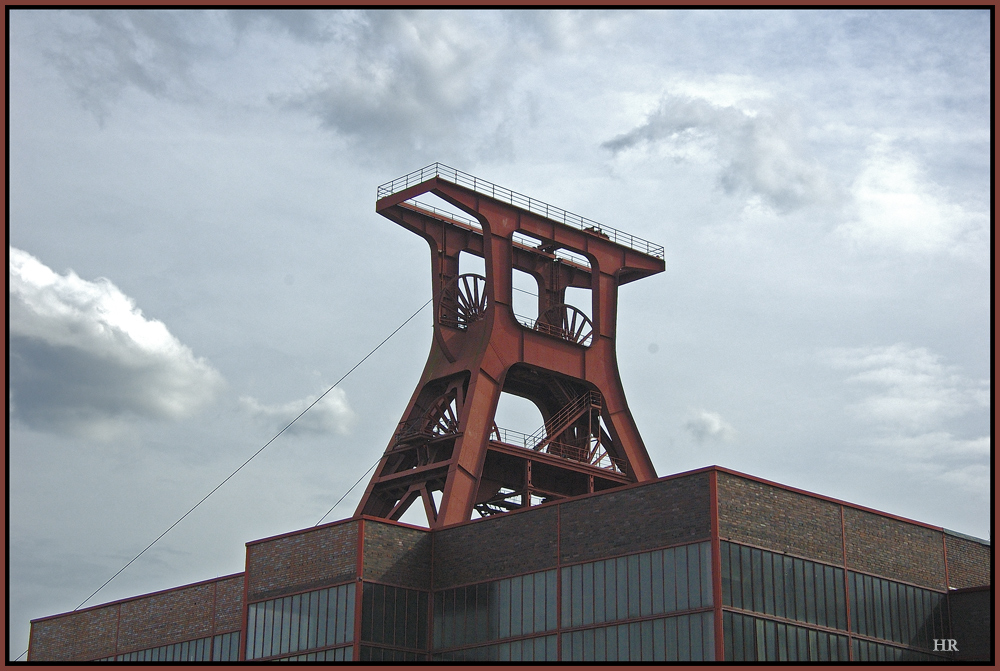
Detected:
left=8, top=9, right=991, bottom=658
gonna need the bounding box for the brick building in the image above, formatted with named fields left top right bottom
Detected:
left=28, top=466, right=992, bottom=662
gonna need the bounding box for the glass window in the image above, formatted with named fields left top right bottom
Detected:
left=651, top=549, right=665, bottom=614
left=740, top=546, right=753, bottom=612
left=675, top=548, right=689, bottom=611
left=688, top=544, right=702, bottom=610
left=593, top=559, right=606, bottom=624
left=663, top=548, right=677, bottom=613
left=700, top=542, right=713, bottom=608
left=627, top=554, right=641, bottom=618
left=582, top=562, right=594, bottom=626
left=720, top=543, right=732, bottom=607
left=639, top=552, right=652, bottom=617
left=664, top=614, right=678, bottom=661
left=640, top=619, right=654, bottom=661
left=534, top=572, right=547, bottom=634
left=616, top=556, right=629, bottom=621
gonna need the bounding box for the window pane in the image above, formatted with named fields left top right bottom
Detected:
left=813, top=563, right=826, bottom=627
left=761, top=551, right=774, bottom=615
left=688, top=544, right=701, bottom=609
left=677, top=615, right=691, bottom=661
left=729, top=544, right=742, bottom=610
left=740, top=546, right=753, bottom=612
left=605, top=560, right=618, bottom=623
left=700, top=542, right=713, bottom=607
left=593, top=560, right=606, bottom=624
left=617, top=556, right=630, bottom=621
left=653, top=616, right=666, bottom=660
left=690, top=615, right=704, bottom=661
left=675, top=548, right=689, bottom=611
left=651, top=550, right=664, bottom=615
left=665, top=614, right=678, bottom=662
left=546, top=570, right=558, bottom=632
left=535, top=571, right=547, bottom=633
left=824, top=566, right=838, bottom=631
left=803, top=562, right=816, bottom=624
left=582, top=562, right=594, bottom=626
left=499, top=579, right=511, bottom=639
left=663, top=549, right=677, bottom=613
left=639, top=552, right=652, bottom=617
left=570, top=564, right=582, bottom=628
left=628, top=554, right=641, bottom=618
left=720, top=543, right=732, bottom=607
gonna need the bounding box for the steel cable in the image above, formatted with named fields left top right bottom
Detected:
left=70, top=296, right=434, bottom=613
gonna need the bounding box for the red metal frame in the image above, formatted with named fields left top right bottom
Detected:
left=356, top=166, right=664, bottom=528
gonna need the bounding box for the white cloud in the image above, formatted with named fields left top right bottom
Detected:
left=683, top=409, right=736, bottom=443
left=825, top=343, right=990, bottom=492
left=9, top=247, right=223, bottom=439
left=604, top=94, right=831, bottom=212
left=826, top=343, right=988, bottom=430
left=838, top=140, right=989, bottom=258
left=240, top=388, right=355, bottom=436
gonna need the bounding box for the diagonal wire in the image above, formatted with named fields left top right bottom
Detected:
left=72, top=296, right=434, bottom=612
left=315, top=456, right=381, bottom=526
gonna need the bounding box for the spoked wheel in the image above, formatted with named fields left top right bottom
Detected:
left=441, top=273, right=488, bottom=328
left=537, top=304, right=593, bottom=346
left=424, top=389, right=460, bottom=437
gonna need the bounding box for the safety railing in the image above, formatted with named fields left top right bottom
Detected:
left=489, top=425, right=625, bottom=474
left=514, top=313, right=594, bottom=347
left=378, top=163, right=664, bottom=259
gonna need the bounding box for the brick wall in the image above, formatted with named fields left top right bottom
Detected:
left=433, top=505, right=558, bottom=589
left=560, top=472, right=712, bottom=565
left=944, top=533, right=992, bottom=589
left=246, top=520, right=358, bottom=603
left=28, top=604, right=118, bottom=661
left=717, top=472, right=844, bottom=566
left=117, top=582, right=214, bottom=652
left=28, top=574, right=244, bottom=662
left=213, top=575, right=245, bottom=633
left=363, top=520, right=432, bottom=590
left=843, top=507, right=946, bottom=590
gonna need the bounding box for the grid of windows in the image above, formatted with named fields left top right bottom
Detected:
left=562, top=611, right=715, bottom=662
left=432, top=569, right=558, bottom=650
left=211, top=631, right=240, bottom=661
left=562, top=541, right=713, bottom=629
left=245, top=583, right=354, bottom=660
left=274, top=646, right=352, bottom=662
left=720, top=541, right=847, bottom=631
left=432, top=635, right=558, bottom=661
left=852, top=637, right=947, bottom=662
left=360, top=646, right=425, bottom=661
left=724, top=611, right=849, bottom=662
left=360, top=583, right=428, bottom=651
left=848, top=571, right=949, bottom=648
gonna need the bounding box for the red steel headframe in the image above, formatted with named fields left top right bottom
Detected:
left=355, top=164, right=665, bottom=528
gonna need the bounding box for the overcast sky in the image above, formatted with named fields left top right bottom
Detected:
left=8, top=9, right=991, bottom=658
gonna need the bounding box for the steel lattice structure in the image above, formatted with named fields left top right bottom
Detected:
left=356, top=164, right=665, bottom=527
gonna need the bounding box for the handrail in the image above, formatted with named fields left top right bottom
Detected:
left=378, top=163, right=664, bottom=259
left=489, top=424, right=625, bottom=474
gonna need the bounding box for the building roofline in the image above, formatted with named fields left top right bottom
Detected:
left=241, top=464, right=990, bottom=546
left=709, top=466, right=989, bottom=544
left=29, top=572, right=245, bottom=624
left=244, top=513, right=361, bottom=547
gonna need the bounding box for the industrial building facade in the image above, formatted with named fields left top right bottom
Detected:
left=28, top=466, right=992, bottom=662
